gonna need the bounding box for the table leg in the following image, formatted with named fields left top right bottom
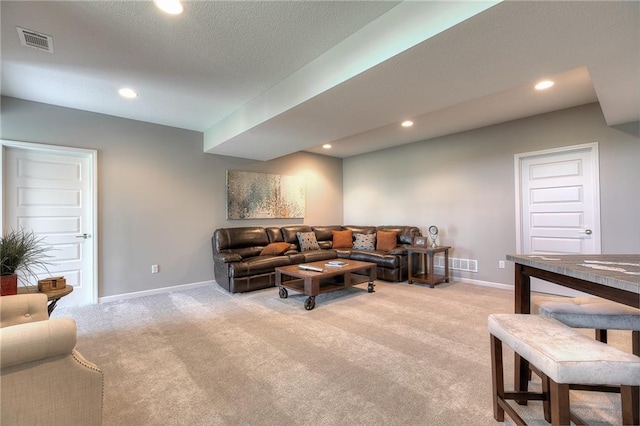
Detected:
left=408, top=252, right=414, bottom=284
left=444, top=249, right=450, bottom=282
left=514, top=263, right=531, bottom=403
left=48, top=298, right=64, bottom=315
left=427, top=253, right=435, bottom=288
left=367, top=264, right=376, bottom=292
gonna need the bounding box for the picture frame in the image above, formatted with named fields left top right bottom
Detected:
left=226, top=170, right=305, bottom=219
left=413, top=236, right=428, bottom=246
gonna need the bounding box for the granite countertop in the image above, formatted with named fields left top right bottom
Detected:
left=506, top=254, right=640, bottom=295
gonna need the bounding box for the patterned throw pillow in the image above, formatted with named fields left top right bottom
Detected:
left=296, top=231, right=320, bottom=251
left=353, top=233, right=376, bottom=251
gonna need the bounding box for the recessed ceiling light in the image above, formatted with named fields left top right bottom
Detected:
left=535, top=80, right=554, bottom=90
left=322, top=144, right=332, bottom=149
left=401, top=120, right=414, bottom=127
left=118, top=88, right=138, bottom=99
left=154, top=0, right=183, bottom=15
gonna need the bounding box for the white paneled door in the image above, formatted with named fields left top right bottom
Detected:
left=3, top=145, right=96, bottom=307
left=515, top=143, right=601, bottom=295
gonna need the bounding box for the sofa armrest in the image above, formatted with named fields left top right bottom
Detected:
left=0, top=293, right=49, bottom=327
left=389, top=246, right=408, bottom=255
left=214, top=252, right=243, bottom=263
left=0, top=318, right=77, bottom=369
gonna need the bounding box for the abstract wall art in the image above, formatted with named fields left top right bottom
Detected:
left=226, top=170, right=305, bottom=219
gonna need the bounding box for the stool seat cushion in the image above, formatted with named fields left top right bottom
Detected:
left=532, top=295, right=640, bottom=330
left=488, top=314, right=640, bottom=386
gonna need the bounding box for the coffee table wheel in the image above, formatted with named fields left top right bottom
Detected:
left=304, top=296, right=315, bottom=311
left=368, top=282, right=375, bottom=293
left=279, top=287, right=288, bottom=299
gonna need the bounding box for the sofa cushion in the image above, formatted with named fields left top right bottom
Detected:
left=300, top=249, right=338, bottom=263
left=377, top=226, right=422, bottom=245
left=332, top=230, right=353, bottom=249
left=260, top=242, right=292, bottom=256
left=376, top=230, right=398, bottom=251
left=266, top=227, right=285, bottom=243
left=281, top=226, right=313, bottom=245
left=311, top=226, right=342, bottom=242
left=296, top=232, right=320, bottom=251
left=350, top=250, right=400, bottom=268
left=353, top=233, right=376, bottom=251
left=344, top=225, right=376, bottom=235
left=214, top=227, right=269, bottom=252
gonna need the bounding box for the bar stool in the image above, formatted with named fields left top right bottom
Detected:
left=488, top=313, right=640, bottom=425
left=532, top=295, right=640, bottom=424
left=532, top=295, right=640, bottom=355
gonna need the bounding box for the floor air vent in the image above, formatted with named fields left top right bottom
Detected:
left=17, top=27, right=54, bottom=53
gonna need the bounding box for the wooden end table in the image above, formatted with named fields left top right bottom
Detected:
left=18, top=285, right=74, bottom=315
left=407, top=246, right=451, bottom=288
left=276, top=260, right=376, bottom=310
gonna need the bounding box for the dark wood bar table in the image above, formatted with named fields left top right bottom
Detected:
left=506, top=254, right=640, bottom=397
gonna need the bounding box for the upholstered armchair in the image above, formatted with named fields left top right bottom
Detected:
left=0, top=293, right=103, bottom=425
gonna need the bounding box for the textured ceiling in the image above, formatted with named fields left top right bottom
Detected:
left=1, top=1, right=638, bottom=160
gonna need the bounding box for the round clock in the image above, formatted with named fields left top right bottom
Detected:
left=428, top=226, right=438, bottom=247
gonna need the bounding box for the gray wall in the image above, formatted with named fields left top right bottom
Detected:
left=3, top=97, right=638, bottom=296
left=344, top=103, right=640, bottom=285
left=1, top=97, right=343, bottom=298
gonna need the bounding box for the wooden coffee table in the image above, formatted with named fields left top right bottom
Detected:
left=275, top=260, right=377, bottom=310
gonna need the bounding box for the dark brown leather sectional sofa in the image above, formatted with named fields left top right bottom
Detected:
left=212, top=225, right=421, bottom=293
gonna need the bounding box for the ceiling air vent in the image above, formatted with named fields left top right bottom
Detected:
left=17, top=27, right=54, bottom=53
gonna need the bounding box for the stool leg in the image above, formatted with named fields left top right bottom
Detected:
left=632, top=330, right=639, bottom=424
left=515, top=354, right=530, bottom=405
left=541, top=373, right=551, bottom=423
left=550, top=380, right=571, bottom=426
left=595, top=329, right=608, bottom=343
left=621, top=385, right=638, bottom=426
left=490, top=334, right=505, bottom=422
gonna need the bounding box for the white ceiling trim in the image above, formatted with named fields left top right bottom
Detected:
left=203, top=1, right=501, bottom=160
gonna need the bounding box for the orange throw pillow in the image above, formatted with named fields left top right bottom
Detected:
left=332, top=230, right=353, bottom=249
left=376, top=230, right=398, bottom=251
left=260, top=242, right=291, bottom=256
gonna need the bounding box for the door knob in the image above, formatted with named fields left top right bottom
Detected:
left=75, top=233, right=89, bottom=239
left=578, top=229, right=593, bottom=235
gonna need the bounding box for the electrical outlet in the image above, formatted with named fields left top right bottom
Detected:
left=151, top=264, right=159, bottom=274
left=499, top=260, right=505, bottom=269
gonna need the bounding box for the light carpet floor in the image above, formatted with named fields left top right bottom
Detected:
left=53, top=281, right=632, bottom=426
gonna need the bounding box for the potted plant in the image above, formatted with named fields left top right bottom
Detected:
left=1, top=228, right=52, bottom=296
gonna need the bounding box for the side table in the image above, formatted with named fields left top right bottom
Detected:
left=407, top=246, right=451, bottom=288
left=18, top=285, right=74, bottom=315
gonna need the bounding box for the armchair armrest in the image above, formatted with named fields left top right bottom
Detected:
left=0, top=293, right=49, bottom=327
left=0, top=318, right=77, bottom=369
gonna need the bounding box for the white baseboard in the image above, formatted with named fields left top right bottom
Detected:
left=457, top=277, right=514, bottom=291
left=98, top=280, right=215, bottom=304
left=98, top=277, right=511, bottom=304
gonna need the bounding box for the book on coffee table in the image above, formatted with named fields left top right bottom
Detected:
left=297, top=264, right=324, bottom=272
